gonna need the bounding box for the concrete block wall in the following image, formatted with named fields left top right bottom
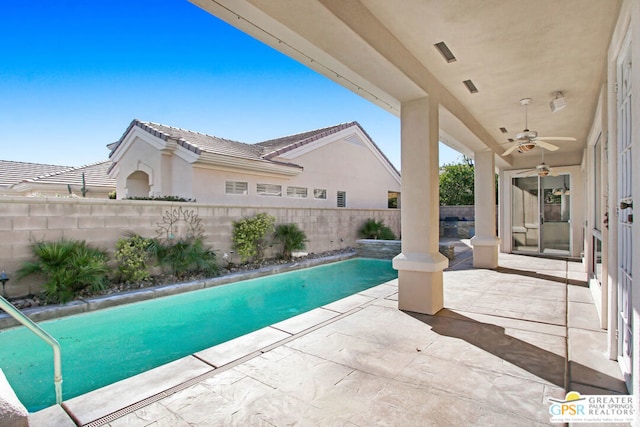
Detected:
left=439, top=205, right=474, bottom=220
left=0, top=197, right=400, bottom=298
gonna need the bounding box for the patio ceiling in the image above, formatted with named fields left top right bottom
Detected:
left=191, top=0, right=621, bottom=170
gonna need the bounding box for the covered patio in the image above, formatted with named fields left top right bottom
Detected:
left=29, top=244, right=625, bottom=426
left=186, top=0, right=638, bottom=406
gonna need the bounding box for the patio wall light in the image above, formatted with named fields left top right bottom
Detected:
left=0, top=271, right=8, bottom=298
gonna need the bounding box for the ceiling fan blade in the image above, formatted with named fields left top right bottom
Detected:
left=515, top=169, right=536, bottom=176
left=536, top=140, right=560, bottom=151
left=535, top=136, right=576, bottom=141
left=501, top=144, right=519, bottom=156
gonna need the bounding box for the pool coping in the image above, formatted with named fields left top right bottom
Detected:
left=30, top=280, right=399, bottom=426
left=0, top=251, right=358, bottom=330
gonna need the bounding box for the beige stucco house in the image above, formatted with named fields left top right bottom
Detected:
left=108, top=120, right=401, bottom=208
left=0, top=160, right=115, bottom=199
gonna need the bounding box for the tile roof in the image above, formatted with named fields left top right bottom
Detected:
left=110, top=120, right=265, bottom=161
left=0, top=160, right=72, bottom=188
left=255, top=122, right=357, bottom=159
left=22, top=161, right=115, bottom=188
left=110, top=119, right=399, bottom=176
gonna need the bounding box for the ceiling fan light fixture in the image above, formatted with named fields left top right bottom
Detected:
left=517, top=143, right=536, bottom=153
left=550, top=91, right=566, bottom=112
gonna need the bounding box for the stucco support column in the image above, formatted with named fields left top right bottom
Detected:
left=393, top=96, right=448, bottom=315
left=470, top=150, right=500, bottom=268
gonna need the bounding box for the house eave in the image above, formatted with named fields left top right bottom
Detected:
left=196, top=153, right=302, bottom=177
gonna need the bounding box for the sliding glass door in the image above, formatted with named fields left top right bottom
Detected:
left=511, top=174, right=571, bottom=256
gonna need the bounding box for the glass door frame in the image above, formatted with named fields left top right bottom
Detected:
left=507, top=171, right=573, bottom=257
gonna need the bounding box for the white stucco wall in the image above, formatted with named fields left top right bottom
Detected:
left=114, top=132, right=161, bottom=198
left=169, top=155, right=194, bottom=200
left=158, top=127, right=401, bottom=208
left=274, top=134, right=401, bottom=209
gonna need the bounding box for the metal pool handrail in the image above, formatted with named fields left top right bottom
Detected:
left=0, top=295, right=63, bottom=405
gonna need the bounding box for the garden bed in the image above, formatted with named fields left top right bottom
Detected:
left=5, top=248, right=356, bottom=312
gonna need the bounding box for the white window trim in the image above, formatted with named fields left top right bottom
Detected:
left=287, top=186, right=308, bottom=198
left=225, top=181, right=248, bottom=195
left=257, top=183, right=282, bottom=197
left=314, top=188, right=327, bottom=199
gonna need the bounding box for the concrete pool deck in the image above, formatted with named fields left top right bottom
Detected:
left=29, top=240, right=627, bottom=426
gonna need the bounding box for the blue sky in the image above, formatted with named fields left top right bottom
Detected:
left=0, top=0, right=462, bottom=169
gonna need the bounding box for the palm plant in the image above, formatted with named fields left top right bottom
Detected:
left=17, top=240, right=110, bottom=303
left=148, top=237, right=219, bottom=279
left=273, top=223, right=308, bottom=260
left=359, top=218, right=397, bottom=240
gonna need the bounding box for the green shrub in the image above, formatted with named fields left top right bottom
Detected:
left=16, top=240, right=110, bottom=303
left=378, top=226, right=397, bottom=240
left=273, top=223, right=308, bottom=259
left=149, top=237, right=219, bottom=279
left=359, top=218, right=397, bottom=240
left=232, top=213, right=275, bottom=262
left=115, top=235, right=153, bottom=283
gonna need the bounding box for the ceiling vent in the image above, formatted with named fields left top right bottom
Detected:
left=500, top=127, right=508, bottom=134
left=434, top=42, right=456, bottom=63
left=463, top=80, right=478, bottom=94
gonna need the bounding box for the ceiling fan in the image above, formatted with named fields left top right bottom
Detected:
left=502, top=98, right=576, bottom=156
left=516, top=148, right=557, bottom=177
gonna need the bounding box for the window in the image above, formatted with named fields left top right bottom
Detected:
left=287, top=186, right=308, bottom=198
left=257, top=183, right=282, bottom=197
left=314, top=189, right=327, bottom=199
left=388, top=191, right=400, bottom=208
left=225, top=181, right=248, bottom=195
left=337, top=191, right=346, bottom=208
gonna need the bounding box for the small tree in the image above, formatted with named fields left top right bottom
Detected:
left=273, top=223, right=308, bottom=259
left=439, top=158, right=475, bottom=206
left=232, top=213, right=276, bottom=262
left=115, top=234, right=153, bottom=283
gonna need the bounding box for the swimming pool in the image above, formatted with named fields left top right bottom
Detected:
left=0, top=258, right=396, bottom=412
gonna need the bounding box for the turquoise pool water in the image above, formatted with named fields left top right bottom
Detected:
left=0, top=258, right=396, bottom=412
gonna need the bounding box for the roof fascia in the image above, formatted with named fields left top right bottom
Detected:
left=110, top=127, right=183, bottom=163
left=107, top=162, right=120, bottom=179
left=173, top=145, right=201, bottom=163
